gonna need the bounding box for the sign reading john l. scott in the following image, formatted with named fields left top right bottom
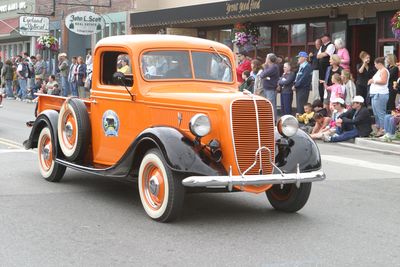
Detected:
left=65, top=11, right=104, bottom=35
left=19, top=16, right=49, bottom=36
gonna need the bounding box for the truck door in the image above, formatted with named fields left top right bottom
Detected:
left=90, top=48, right=138, bottom=166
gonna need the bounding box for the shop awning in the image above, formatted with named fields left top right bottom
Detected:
left=0, top=18, right=19, bottom=37
left=131, top=0, right=399, bottom=28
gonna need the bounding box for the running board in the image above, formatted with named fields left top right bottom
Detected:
left=55, top=158, right=129, bottom=178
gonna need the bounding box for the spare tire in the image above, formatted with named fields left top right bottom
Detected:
left=58, top=98, right=91, bottom=162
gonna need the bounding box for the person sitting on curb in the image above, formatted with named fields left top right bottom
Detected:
left=315, top=98, right=347, bottom=140
left=323, top=95, right=372, bottom=142
left=310, top=112, right=331, bottom=139
left=380, top=104, right=400, bottom=141
left=296, top=103, right=315, bottom=133
left=312, top=99, right=328, bottom=117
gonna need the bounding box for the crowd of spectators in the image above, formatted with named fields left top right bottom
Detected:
left=0, top=51, right=93, bottom=106
left=236, top=33, right=400, bottom=142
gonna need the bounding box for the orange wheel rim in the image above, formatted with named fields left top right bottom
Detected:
left=39, top=134, right=53, bottom=171
left=61, top=109, right=77, bottom=149
left=142, top=163, right=165, bottom=210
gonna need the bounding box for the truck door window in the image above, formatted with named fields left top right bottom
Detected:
left=101, top=51, right=133, bottom=86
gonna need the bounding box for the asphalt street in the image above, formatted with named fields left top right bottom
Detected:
left=1, top=100, right=399, bottom=266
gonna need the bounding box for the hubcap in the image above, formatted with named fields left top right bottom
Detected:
left=142, top=164, right=165, bottom=210
left=65, top=123, right=73, bottom=139
left=39, top=134, right=52, bottom=171
left=62, top=111, right=77, bottom=148
left=149, top=175, right=160, bottom=196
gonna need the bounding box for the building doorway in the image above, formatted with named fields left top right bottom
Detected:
left=350, top=24, right=376, bottom=76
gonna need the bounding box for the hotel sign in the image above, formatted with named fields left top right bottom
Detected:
left=65, top=11, right=104, bottom=35
left=226, top=0, right=262, bottom=15
left=19, top=16, right=49, bottom=36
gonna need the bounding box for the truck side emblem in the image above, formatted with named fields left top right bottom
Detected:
left=102, top=110, right=120, bottom=137
left=177, top=112, right=183, bottom=127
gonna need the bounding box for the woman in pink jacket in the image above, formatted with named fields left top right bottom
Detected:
left=334, top=38, right=350, bottom=71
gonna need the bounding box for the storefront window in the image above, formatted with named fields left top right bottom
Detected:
left=308, top=22, right=326, bottom=42
left=291, top=24, right=306, bottom=44
left=206, top=30, right=218, bottom=42
left=329, top=21, right=346, bottom=44
left=104, top=24, right=110, bottom=37
left=258, top=26, right=271, bottom=48
left=120, top=22, right=126, bottom=35
left=290, top=45, right=306, bottom=59
left=277, top=25, right=289, bottom=43
left=220, top=29, right=232, bottom=49
left=111, top=23, right=118, bottom=36
left=382, top=14, right=395, bottom=38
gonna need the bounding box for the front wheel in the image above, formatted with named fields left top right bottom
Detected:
left=266, top=183, right=312, bottom=212
left=37, top=127, right=66, bottom=182
left=138, top=148, right=185, bottom=222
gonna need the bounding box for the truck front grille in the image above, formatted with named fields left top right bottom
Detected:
left=231, top=99, right=275, bottom=175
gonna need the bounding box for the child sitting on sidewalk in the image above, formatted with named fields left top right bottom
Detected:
left=296, top=103, right=314, bottom=133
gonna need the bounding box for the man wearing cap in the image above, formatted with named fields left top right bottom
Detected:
left=324, top=95, right=372, bottom=142
left=236, top=50, right=251, bottom=83
left=58, top=53, right=69, bottom=97
left=293, top=51, right=313, bottom=114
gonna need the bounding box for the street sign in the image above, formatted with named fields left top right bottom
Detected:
left=65, top=11, right=104, bottom=35
left=19, top=16, right=49, bottom=36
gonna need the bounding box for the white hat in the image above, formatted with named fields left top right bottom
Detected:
left=352, top=95, right=364, bottom=103
left=59, top=53, right=67, bottom=57
left=333, top=98, right=344, bottom=105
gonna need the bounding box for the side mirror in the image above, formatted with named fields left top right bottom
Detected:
left=112, top=71, right=127, bottom=86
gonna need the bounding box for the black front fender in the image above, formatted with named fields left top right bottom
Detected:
left=274, top=129, right=322, bottom=173
left=23, top=110, right=59, bottom=154
left=131, top=127, right=227, bottom=177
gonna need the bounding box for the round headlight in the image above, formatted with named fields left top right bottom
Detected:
left=189, top=114, right=211, bottom=137
left=277, top=115, right=298, bottom=137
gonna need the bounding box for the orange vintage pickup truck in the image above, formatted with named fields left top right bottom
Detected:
left=24, top=35, right=325, bottom=222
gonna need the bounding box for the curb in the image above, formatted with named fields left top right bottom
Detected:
left=337, top=138, right=400, bottom=156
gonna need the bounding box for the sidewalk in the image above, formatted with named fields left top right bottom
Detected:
left=338, top=137, right=400, bottom=156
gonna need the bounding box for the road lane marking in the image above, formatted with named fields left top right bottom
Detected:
left=0, top=140, right=23, bottom=149
left=322, top=155, right=400, bottom=175
left=0, top=149, right=35, bottom=154
left=0, top=137, right=23, bottom=147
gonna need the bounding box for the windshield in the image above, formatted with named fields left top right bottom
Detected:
left=141, top=50, right=233, bottom=82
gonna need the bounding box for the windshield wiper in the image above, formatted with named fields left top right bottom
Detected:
left=210, top=46, right=232, bottom=70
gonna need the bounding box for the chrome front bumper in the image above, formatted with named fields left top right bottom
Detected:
left=182, top=167, right=325, bottom=191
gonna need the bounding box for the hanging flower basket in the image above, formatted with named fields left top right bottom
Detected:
left=36, top=35, right=59, bottom=52
left=390, top=11, right=400, bottom=40
left=232, top=22, right=260, bottom=47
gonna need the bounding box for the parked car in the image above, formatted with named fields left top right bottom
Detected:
left=24, top=35, right=325, bottom=222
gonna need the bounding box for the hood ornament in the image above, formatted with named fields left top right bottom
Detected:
left=177, top=112, right=183, bottom=127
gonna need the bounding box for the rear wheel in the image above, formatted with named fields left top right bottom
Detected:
left=38, top=127, right=66, bottom=182
left=266, top=183, right=312, bottom=212
left=138, top=148, right=185, bottom=222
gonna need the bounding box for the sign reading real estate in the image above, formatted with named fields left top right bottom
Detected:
left=19, top=16, right=49, bottom=36
left=65, top=11, right=104, bottom=35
